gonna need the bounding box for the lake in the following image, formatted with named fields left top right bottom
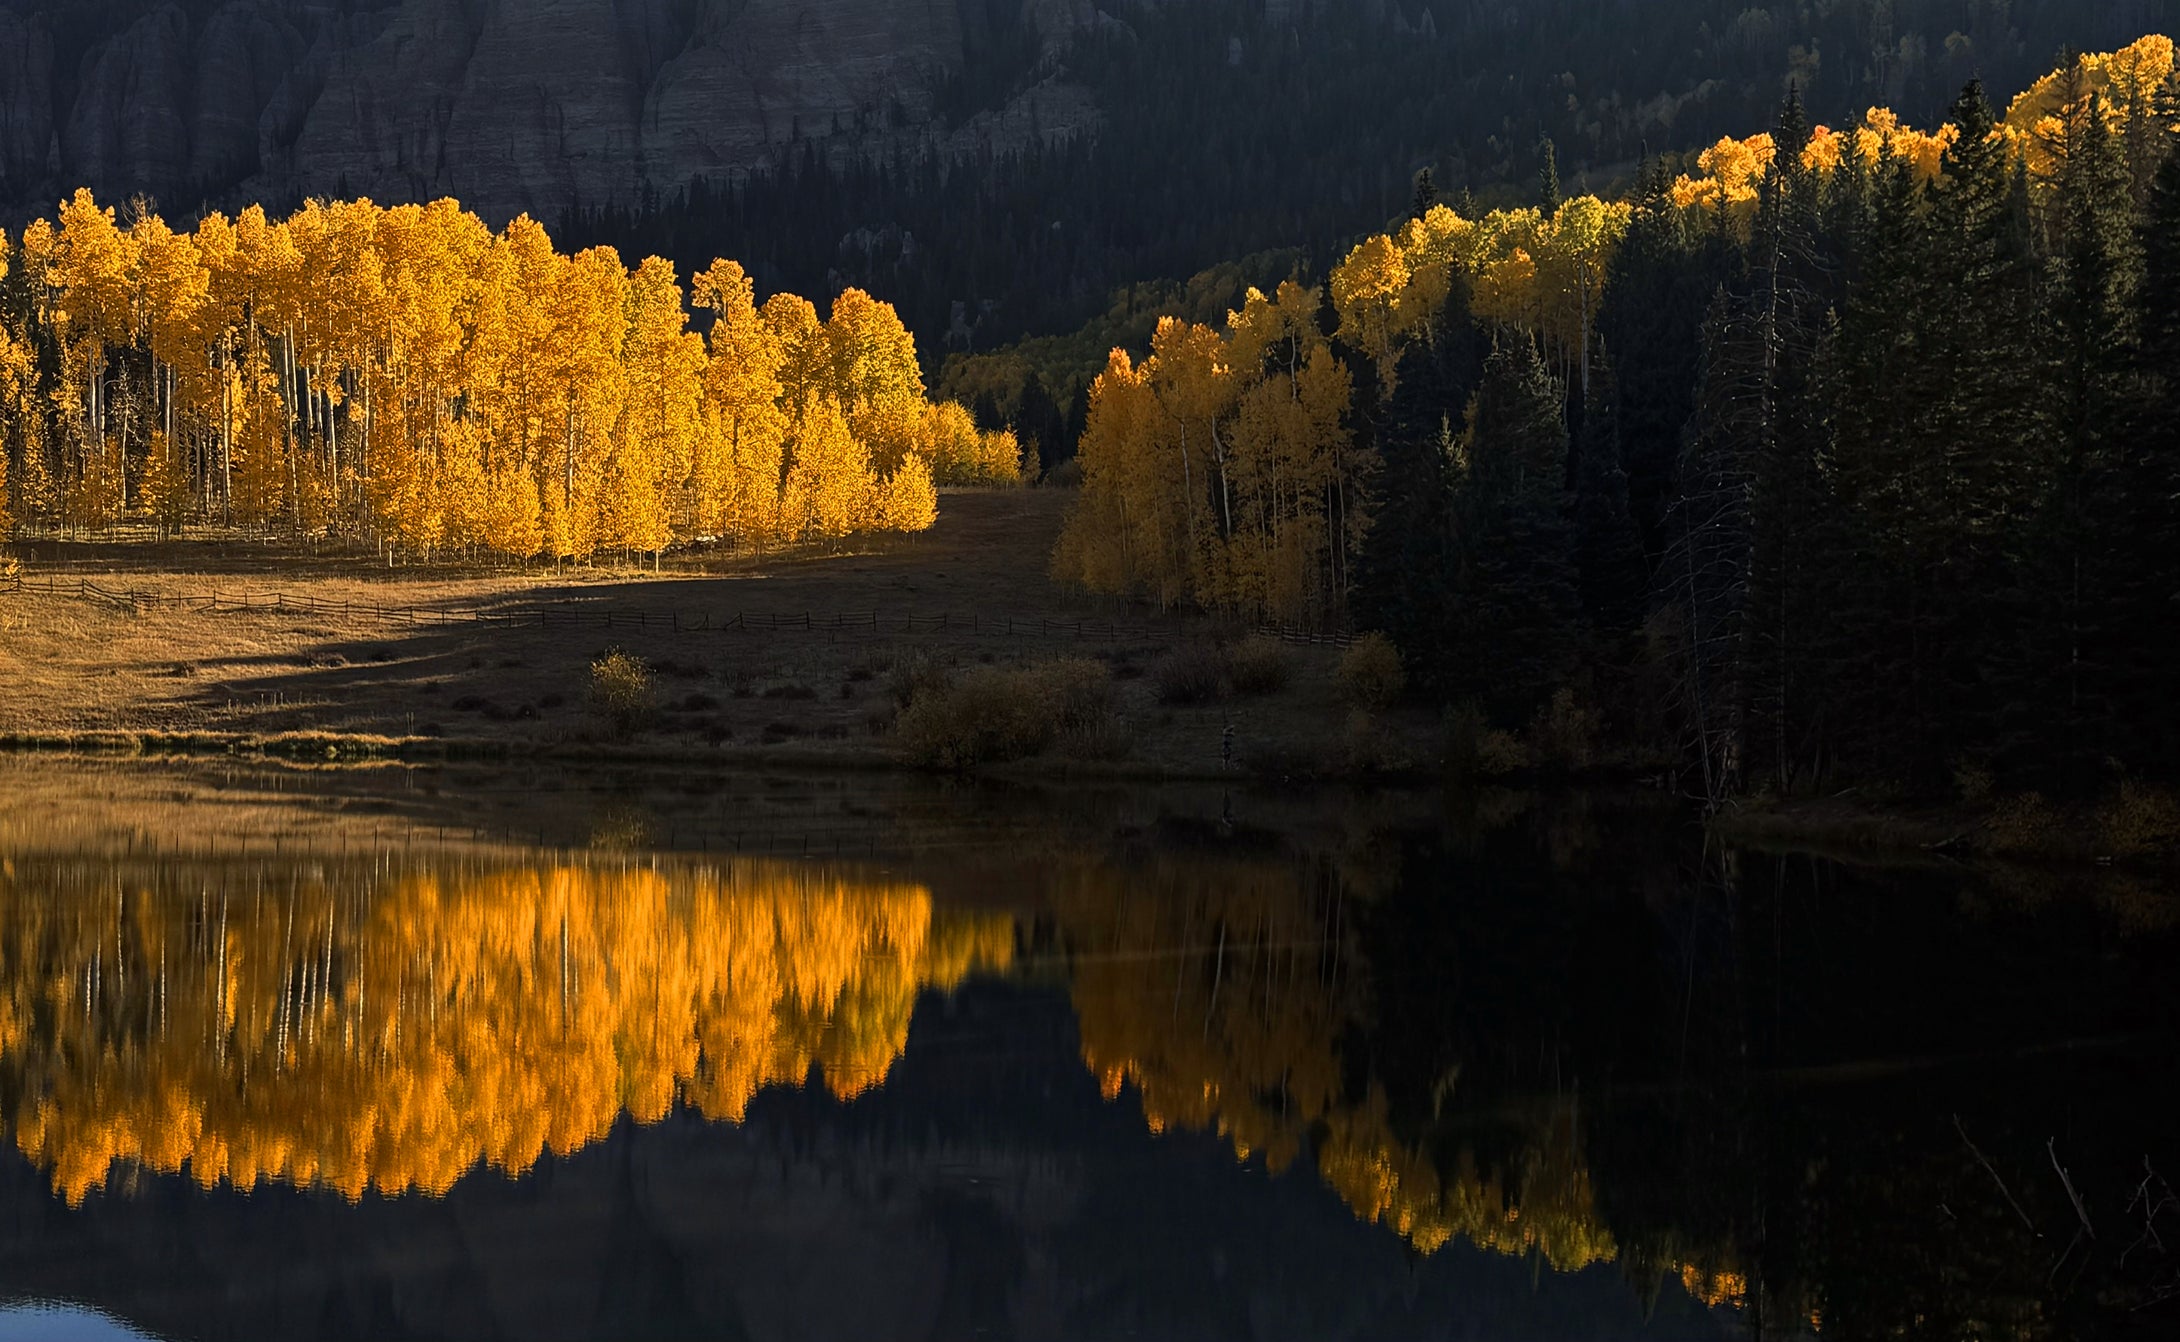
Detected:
left=0, top=758, right=2172, bottom=1341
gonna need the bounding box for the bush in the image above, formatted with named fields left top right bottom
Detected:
left=1154, top=643, right=1230, bottom=704
left=1445, top=699, right=1530, bottom=778
left=1476, top=728, right=1533, bottom=777
left=588, top=649, right=654, bottom=739
left=1443, top=700, right=1488, bottom=778
left=1226, top=636, right=1294, bottom=695
left=887, top=648, right=951, bottom=708
left=1529, top=686, right=1600, bottom=772
left=1337, top=633, right=1406, bottom=709
left=895, top=657, right=1124, bottom=768
left=2099, top=783, right=2180, bottom=860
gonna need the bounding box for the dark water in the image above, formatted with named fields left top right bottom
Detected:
left=0, top=761, right=2173, bottom=1341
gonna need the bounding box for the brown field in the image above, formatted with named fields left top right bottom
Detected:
left=0, top=491, right=1407, bottom=778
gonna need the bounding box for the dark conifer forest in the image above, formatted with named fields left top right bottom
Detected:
left=1044, top=36, right=2180, bottom=807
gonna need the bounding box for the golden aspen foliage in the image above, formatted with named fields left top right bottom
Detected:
left=876, top=450, right=940, bottom=532
left=911, top=401, right=1027, bottom=486
left=138, top=432, right=191, bottom=533
left=1052, top=349, right=1166, bottom=598
left=1055, top=294, right=1359, bottom=623
left=822, top=287, right=926, bottom=472
left=1670, top=131, right=1776, bottom=222
left=762, top=292, right=827, bottom=412
left=0, top=231, right=15, bottom=535
left=1850, top=107, right=1958, bottom=182
left=2005, top=35, right=2175, bottom=185
left=1328, top=199, right=1626, bottom=381
left=0, top=192, right=952, bottom=557
left=781, top=398, right=875, bottom=541
left=1328, top=233, right=1411, bottom=372
left=604, top=255, right=702, bottom=558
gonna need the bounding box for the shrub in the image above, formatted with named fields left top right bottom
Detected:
left=1337, top=633, right=1406, bottom=709
left=1226, top=636, right=1294, bottom=695
left=1529, top=686, right=1600, bottom=772
left=2099, top=783, right=2180, bottom=860
left=588, top=648, right=654, bottom=738
left=1984, top=792, right=2061, bottom=854
left=1154, top=643, right=1230, bottom=704
left=1443, top=700, right=1489, bottom=778
left=1476, top=729, right=1533, bottom=777
left=887, top=648, right=951, bottom=708
left=895, top=657, right=1123, bottom=768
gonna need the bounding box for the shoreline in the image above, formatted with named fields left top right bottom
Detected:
left=6, top=731, right=2174, bottom=872
left=1711, top=792, right=2180, bottom=869
left=0, top=727, right=1280, bottom=785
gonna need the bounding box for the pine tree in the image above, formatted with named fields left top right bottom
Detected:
left=1351, top=285, right=1483, bottom=692
left=2111, top=72, right=2180, bottom=768
left=1736, top=86, right=1842, bottom=794
left=2017, top=90, right=2142, bottom=786
left=1446, top=334, right=1581, bottom=722
left=1571, top=346, right=1646, bottom=638
left=1595, top=160, right=1727, bottom=561
left=1411, top=167, right=1441, bottom=221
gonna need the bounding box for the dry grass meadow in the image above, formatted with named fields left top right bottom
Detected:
left=0, top=491, right=1402, bottom=778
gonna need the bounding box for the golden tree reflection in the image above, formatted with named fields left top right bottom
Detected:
left=0, top=855, right=1011, bottom=1203
left=1057, top=851, right=1616, bottom=1269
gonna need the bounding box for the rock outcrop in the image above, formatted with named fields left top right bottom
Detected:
left=0, top=0, right=1107, bottom=224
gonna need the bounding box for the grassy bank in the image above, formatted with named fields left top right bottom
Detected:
left=1714, top=786, right=2180, bottom=867
left=0, top=494, right=1438, bottom=783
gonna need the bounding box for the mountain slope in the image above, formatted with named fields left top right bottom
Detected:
left=0, top=0, right=1085, bottom=222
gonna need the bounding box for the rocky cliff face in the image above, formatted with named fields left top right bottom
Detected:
left=0, top=0, right=1097, bottom=224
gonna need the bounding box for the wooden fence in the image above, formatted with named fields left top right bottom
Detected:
left=0, top=570, right=1354, bottom=648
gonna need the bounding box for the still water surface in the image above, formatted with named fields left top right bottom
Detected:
left=0, top=759, right=2172, bottom=1341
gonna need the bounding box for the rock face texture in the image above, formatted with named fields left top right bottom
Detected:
left=0, top=0, right=1100, bottom=223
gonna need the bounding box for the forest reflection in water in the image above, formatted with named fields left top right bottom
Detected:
left=0, top=762, right=2175, bottom=1340
left=0, top=854, right=1014, bottom=1203
left=0, top=844, right=1607, bottom=1273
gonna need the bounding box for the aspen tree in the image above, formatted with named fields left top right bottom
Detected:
left=693, top=260, right=789, bottom=545
left=781, top=398, right=873, bottom=541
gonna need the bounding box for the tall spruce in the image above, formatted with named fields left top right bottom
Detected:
left=2020, top=90, right=2143, bottom=786
left=1572, top=344, right=1647, bottom=638
left=1737, top=88, right=1841, bottom=795
left=1351, top=284, right=1486, bottom=694
left=2118, top=72, right=2180, bottom=767
left=1446, top=335, right=1582, bottom=723
left=1596, top=161, right=1729, bottom=564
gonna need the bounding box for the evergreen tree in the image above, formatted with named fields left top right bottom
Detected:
left=1352, top=285, right=1485, bottom=692
left=2018, top=90, right=2142, bottom=786
left=1571, top=346, right=1646, bottom=637
left=1445, top=335, right=1582, bottom=721
left=2113, top=72, right=2180, bottom=767
left=1737, top=87, right=1842, bottom=795
left=1411, top=167, right=1441, bottom=222
left=1595, top=161, right=1728, bottom=563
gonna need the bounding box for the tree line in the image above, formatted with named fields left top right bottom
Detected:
left=0, top=195, right=1028, bottom=561
left=560, top=1, right=2153, bottom=368
left=1059, top=35, right=2180, bottom=801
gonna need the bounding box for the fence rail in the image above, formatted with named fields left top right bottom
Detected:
left=1, top=570, right=1355, bottom=649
